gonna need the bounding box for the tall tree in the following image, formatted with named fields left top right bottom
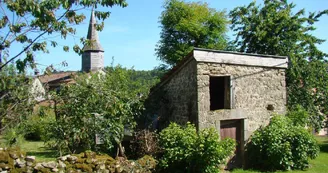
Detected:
left=156, top=0, right=228, bottom=66
left=0, top=64, right=34, bottom=132
left=230, top=0, right=328, bottom=130
left=0, top=0, right=127, bottom=72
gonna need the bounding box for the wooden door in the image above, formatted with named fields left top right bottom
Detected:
left=220, top=119, right=242, bottom=168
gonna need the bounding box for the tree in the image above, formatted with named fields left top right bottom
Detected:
left=45, top=65, right=159, bottom=155
left=230, top=0, right=328, bottom=130
left=156, top=0, right=228, bottom=66
left=0, top=64, right=34, bottom=132
left=0, top=0, right=127, bottom=72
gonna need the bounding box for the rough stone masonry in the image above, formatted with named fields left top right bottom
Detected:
left=149, top=47, right=288, bottom=142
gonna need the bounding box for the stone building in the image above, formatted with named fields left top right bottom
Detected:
left=149, top=48, right=288, bottom=166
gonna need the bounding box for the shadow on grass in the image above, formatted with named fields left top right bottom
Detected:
left=26, top=151, right=58, bottom=159
left=319, top=141, right=328, bottom=153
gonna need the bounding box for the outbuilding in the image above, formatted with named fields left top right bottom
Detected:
left=148, top=48, right=288, bottom=167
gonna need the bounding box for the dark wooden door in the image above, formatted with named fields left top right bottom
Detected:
left=220, top=120, right=242, bottom=168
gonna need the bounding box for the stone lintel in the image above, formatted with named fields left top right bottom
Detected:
left=209, top=108, right=247, bottom=121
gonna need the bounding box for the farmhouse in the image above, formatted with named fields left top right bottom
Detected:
left=148, top=48, right=288, bottom=166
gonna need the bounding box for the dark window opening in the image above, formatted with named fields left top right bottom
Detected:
left=210, top=76, right=231, bottom=110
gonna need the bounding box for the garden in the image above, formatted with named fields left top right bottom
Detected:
left=0, top=65, right=326, bottom=172
left=1, top=0, right=328, bottom=172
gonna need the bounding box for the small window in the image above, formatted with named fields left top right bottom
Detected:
left=210, top=76, right=231, bottom=110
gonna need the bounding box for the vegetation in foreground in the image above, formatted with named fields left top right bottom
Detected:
left=0, top=0, right=327, bottom=172
left=158, top=122, right=236, bottom=173
left=246, top=115, right=319, bottom=171
left=232, top=136, right=328, bottom=173
left=0, top=134, right=326, bottom=173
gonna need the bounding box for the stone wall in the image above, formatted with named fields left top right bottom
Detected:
left=0, top=149, right=156, bottom=173
left=152, top=59, right=198, bottom=129
left=197, top=63, right=287, bottom=138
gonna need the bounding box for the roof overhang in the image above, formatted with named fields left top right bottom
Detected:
left=193, top=48, right=288, bottom=69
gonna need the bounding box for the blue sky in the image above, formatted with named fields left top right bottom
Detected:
left=11, top=0, right=328, bottom=73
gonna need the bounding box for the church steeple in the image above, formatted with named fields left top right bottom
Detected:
left=81, top=10, right=104, bottom=72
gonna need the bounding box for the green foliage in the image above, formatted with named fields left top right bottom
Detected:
left=246, top=115, right=319, bottom=171
left=287, top=105, right=310, bottom=127
left=288, top=60, right=328, bottom=131
left=19, top=113, right=55, bottom=141
left=156, top=0, right=228, bottom=66
left=104, top=65, right=162, bottom=96
left=45, top=66, right=153, bottom=154
left=229, top=0, right=328, bottom=131
left=159, top=123, right=197, bottom=171
left=0, top=0, right=127, bottom=71
left=196, top=128, right=236, bottom=173
left=64, top=151, right=157, bottom=173
left=3, top=128, right=25, bottom=147
left=159, top=122, right=236, bottom=173
left=230, top=0, right=327, bottom=59
left=104, top=66, right=163, bottom=129
left=0, top=64, right=34, bottom=131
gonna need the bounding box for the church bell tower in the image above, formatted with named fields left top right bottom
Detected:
left=81, top=10, right=104, bottom=72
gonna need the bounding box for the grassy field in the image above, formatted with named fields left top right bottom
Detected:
left=232, top=136, right=328, bottom=173
left=0, top=137, right=57, bottom=162
left=19, top=141, right=57, bottom=162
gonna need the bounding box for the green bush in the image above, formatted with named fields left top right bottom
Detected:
left=3, top=128, right=25, bottom=147
left=19, top=114, right=55, bottom=141
left=159, top=122, right=236, bottom=173
left=287, top=105, right=309, bottom=127
left=246, top=115, right=319, bottom=171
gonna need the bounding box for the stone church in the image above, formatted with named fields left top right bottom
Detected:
left=148, top=48, right=288, bottom=166
left=31, top=10, right=105, bottom=102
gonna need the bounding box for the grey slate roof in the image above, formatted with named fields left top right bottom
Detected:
left=82, top=10, right=104, bottom=52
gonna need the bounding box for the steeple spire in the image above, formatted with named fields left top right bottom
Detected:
left=81, top=9, right=105, bottom=72
left=82, top=9, right=104, bottom=52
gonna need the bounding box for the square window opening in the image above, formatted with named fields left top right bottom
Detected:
left=210, top=76, right=231, bottom=110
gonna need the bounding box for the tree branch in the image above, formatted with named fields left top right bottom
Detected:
left=0, top=9, right=71, bottom=70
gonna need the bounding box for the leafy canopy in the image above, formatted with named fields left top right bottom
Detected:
left=230, top=0, right=328, bottom=130
left=156, top=0, right=228, bottom=66
left=45, top=66, right=152, bottom=154
left=0, top=0, right=127, bottom=72
left=0, top=64, right=34, bottom=131
left=230, top=0, right=327, bottom=59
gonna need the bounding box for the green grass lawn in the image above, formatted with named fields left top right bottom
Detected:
left=232, top=136, right=328, bottom=173
left=0, top=137, right=57, bottom=162
left=19, top=141, right=58, bottom=162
